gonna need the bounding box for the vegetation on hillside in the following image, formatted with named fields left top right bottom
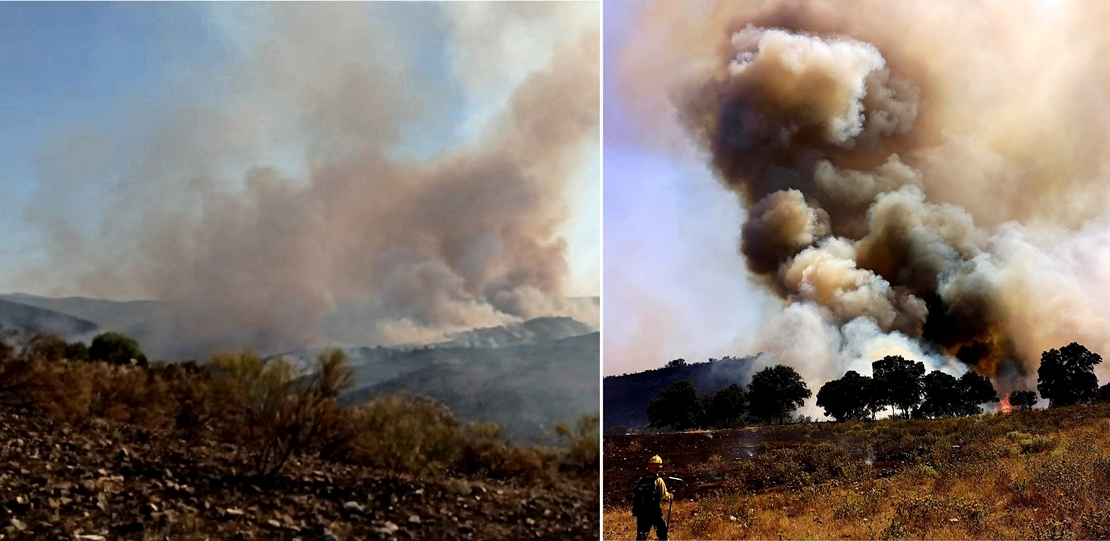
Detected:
left=642, top=342, right=1110, bottom=430
left=0, top=329, right=598, bottom=487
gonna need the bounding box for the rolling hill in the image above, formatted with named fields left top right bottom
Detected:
left=0, top=297, right=100, bottom=337
left=602, top=355, right=763, bottom=430
left=342, top=332, right=599, bottom=443
left=1, top=293, right=600, bottom=444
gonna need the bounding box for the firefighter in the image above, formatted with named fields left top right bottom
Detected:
left=632, top=455, right=672, bottom=540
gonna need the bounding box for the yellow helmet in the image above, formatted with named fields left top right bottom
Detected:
left=649, top=455, right=663, bottom=465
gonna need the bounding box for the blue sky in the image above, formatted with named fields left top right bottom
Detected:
left=0, top=2, right=600, bottom=299
left=0, top=3, right=216, bottom=266
left=602, top=0, right=769, bottom=375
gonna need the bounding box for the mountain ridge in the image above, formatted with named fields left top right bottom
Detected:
left=603, top=355, right=762, bottom=429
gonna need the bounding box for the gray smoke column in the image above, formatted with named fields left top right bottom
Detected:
left=613, top=0, right=1110, bottom=393
left=20, top=3, right=600, bottom=354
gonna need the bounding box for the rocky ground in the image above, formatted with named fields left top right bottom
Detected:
left=0, top=408, right=599, bottom=540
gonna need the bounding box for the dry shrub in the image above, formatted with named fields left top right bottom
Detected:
left=460, top=422, right=518, bottom=477
left=732, top=441, right=861, bottom=490
left=335, top=392, right=463, bottom=477
left=208, top=348, right=353, bottom=478
left=24, top=360, right=94, bottom=422
left=556, top=413, right=600, bottom=473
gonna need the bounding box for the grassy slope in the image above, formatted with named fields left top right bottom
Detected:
left=604, top=403, right=1110, bottom=540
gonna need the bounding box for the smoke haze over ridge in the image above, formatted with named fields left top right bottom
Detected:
left=2, top=3, right=600, bottom=354
left=605, top=0, right=1110, bottom=410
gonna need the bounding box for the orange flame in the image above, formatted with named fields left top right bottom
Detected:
left=1000, top=392, right=1012, bottom=414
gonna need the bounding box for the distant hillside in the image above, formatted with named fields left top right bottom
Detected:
left=0, top=294, right=167, bottom=327
left=345, top=333, right=600, bottom=443
left=603, top=355, right=762, bottom=429
left=438, top=316, right=594, bottom=348
left=2, top=293, right=599, bottom=360
left=2, top=293, right=599, bottom=443
left=0, top=298, right=99, bottom=337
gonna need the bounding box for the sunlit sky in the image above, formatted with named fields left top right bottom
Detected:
left=602, top=1, right=771, bottom=376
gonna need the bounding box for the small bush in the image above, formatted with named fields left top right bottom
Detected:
left=209, top=348, right=353, bottom=477
left=337, top=392, right=462, bottom=477
left=556, top=413, right=600, bottom=473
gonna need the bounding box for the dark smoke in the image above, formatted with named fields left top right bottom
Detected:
left=607, top=0, right=1110, bottom=403
left=677, top=23, right=1018, bottom=375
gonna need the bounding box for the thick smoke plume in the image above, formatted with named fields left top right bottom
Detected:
left=21, top=3, right=599, bottom=354
left=613, top=0, right=1110, bottom=396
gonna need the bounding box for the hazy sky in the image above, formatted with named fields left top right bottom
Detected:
left=603, top=1, right=771, bottom=376
left=0, top=2, right=600, bottom=299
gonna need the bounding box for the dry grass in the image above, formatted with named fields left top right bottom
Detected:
left=605, top=404, right=1110, bottom=540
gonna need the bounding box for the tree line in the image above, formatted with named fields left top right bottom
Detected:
left=16, top=330, right=148, bottom=366
left=647, top=364, right=811, bottom=429
left=646, top=342, right=1110, bottom=429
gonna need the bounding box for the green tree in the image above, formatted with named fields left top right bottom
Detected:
left=647, top=379, right=704, bottom=430
left=89, top=332, right=147, bottom=366
left=816, top=371, right=874, bottom=422
left=24, top=333, right=68, bottom=362
left=1095, top=383, right=1110, bottom=403
left=748, top=365, right=811, bottom=425
left=703, top=384, right=748, bottom=428
left=957, top=370, right=998, bottom=415
left=917, top=370, right=962, bottom=418
left=1037, top=342, right=1102, bottom=408
left=65, top=341, right=89, bottom=362
left=1010, top=390, right=1038, bottom=410
left=872, top=356, right=925, bottom=418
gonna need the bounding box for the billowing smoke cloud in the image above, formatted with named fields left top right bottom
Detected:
left=19, top=3, right=599, bottom=354
left=611, top=0, right=1110, bottom=395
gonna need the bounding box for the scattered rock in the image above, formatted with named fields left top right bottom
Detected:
left=376, top=521, right=400, bottom=536
left=0, top=408, right=598, bottom=540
